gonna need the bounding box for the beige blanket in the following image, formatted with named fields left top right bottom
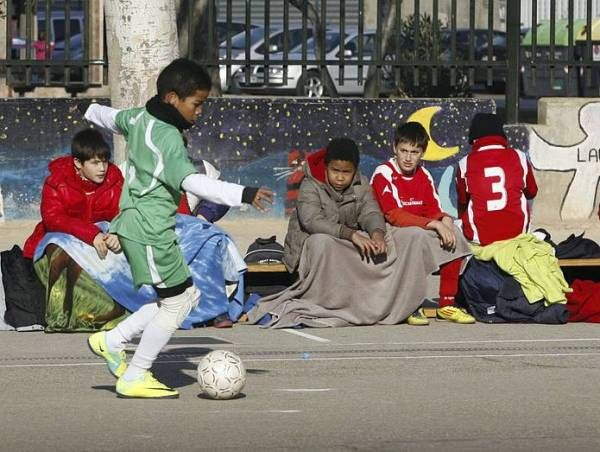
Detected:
left=248, top=225, right=471, bottom=328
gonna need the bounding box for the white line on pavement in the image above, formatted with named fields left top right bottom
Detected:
left=202, top=410, right=301, bottom=414
left=274, top=388, right=334, bottom=392
left=2, top=351, right=600, bottom=369
left=281, top=329, right=331, bottom=343
left=340, top=338, right=600, bottom=346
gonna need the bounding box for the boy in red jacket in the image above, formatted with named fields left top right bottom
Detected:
left=371, top=122, right=474, bottom=324
left=23, top=128, right=123, bottom=259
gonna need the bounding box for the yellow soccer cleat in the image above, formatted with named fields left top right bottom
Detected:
left=436, top=306, right=476, bottom=324
left=116, top=372, right=179, bottom=399
left=407, top=308, right=430, bottom=326
left=87, top=331, right=127, bottom=378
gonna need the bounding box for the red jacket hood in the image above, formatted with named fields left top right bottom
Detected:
left=304, top=148, right=327, bottom=183
left=303, top=148, right=363, bottom=190
left=46, top=156, right=122, bottom=192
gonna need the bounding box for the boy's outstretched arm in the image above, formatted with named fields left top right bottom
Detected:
left=181, top=173, right=273, bottom=211
left=84, top=104, right=122, bottom=134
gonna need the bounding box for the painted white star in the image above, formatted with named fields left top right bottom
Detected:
left=529, top=102, right=600, bottom=219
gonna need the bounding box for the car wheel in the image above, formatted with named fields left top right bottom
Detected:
left=297, top=71, right=327, bottom=98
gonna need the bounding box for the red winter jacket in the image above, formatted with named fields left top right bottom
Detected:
left=23, top=156, right=124, bottom=258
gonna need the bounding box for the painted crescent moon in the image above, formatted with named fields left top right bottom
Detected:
left=407, top=106, right=459, bottom=161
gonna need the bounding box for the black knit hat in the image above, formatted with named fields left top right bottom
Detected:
left=325, top=137, right=360, bottom=167
left=468, top=113, right=506, bottom=143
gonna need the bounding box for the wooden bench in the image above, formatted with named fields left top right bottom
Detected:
left=558, top=258, right=600, bottom=283
left=558, top=258, right=600, bottom=267
left=246, top=262, right=287, bottom=273
left=244, top=262, right=293, bottom=298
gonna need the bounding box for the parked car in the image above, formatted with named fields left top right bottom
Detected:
left=8, top=10, right=85, bottom=86
left=439, top=28, right=507, bottom=90
left=53, top=33, right=84, bottom=60
left=230, top=30, right=394, bottom=97
left=219, top=26, right=315, bottom=92
left=216, top=21, right=259, bottom=45
left=521, top=19, right=586, bottom=97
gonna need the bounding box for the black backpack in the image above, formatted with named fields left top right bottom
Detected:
left=554, top=233, right=600, bottom=259
left=244, top=236, right=284, bottom=264
left=244, top=237, right=292, bottom=297
left=1, top=245, right=46, bottom=328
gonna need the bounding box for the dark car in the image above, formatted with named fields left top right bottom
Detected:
left=216, top=21, right=259, bottom=45
left=439, top=28, right=507, bottom=90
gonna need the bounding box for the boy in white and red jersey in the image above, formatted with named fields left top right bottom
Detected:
left=371, top=122, right=474, bottom=325
left=457, top=113, right=538, bottom=246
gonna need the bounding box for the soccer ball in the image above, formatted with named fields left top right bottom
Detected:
left=197, top=350, right=246, bottom=400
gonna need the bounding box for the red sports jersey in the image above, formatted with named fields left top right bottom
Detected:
left=456, top=135, right=538, bottom=245
left=371, top=159, right=445, bottom=228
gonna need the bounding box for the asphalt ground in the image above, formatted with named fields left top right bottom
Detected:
left=2, top=322, right=600, bottom=451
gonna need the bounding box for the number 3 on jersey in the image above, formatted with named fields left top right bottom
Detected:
left=484, top=166, right=507, bottom=211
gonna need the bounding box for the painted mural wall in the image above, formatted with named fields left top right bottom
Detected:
left=529, top=101, right=600, bottom=222
left=0, top=97, right=535, bottom=222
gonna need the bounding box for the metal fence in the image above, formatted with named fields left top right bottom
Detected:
left=0, top=0, right=104, bottom=94
left=2, top=0, right=600, bottom=122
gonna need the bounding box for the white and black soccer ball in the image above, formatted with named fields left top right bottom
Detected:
left=197, top=350, right=246, bottom=400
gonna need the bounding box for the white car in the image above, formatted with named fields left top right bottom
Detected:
left=231, top=30, right=393, bottom=97
left=219, top=26, right=314, bottom=92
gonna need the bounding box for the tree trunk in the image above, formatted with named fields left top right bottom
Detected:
left=177, top=0, right=221, bottom=96
left=288, top=0, right=337, bottom=96
left=288, top=0, right=322, bottom=59
left=364, top=0, right=396, bottom=98
left=104, top=0, right=179, bottom=164
left=0, top=0, right=9, bottom=98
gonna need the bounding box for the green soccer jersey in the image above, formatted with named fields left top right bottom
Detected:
left=110, top=107, right=197, bottom=245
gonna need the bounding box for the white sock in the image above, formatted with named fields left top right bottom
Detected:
left=122, top=316, right=176, bottom=381
left=105, top=303, right=159, bottom=352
